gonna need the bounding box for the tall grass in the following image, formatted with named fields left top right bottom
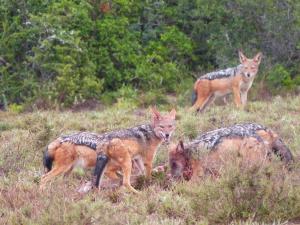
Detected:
left=0, top=96, right=299, bottom=224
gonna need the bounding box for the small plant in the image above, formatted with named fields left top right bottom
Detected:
left=266, top=65, right=294, bottom=93
left=8, top=103, right=24, bottom=113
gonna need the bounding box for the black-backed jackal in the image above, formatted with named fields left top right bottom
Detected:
left=40, top=107, right=176, bottom=193
left=191, top=51, right=262, bottom=112
left=169, top=123, right=293, bottom=181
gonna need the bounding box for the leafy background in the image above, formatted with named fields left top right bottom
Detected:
left=0, top=0, right=299, bottom=109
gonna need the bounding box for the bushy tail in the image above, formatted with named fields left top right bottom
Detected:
left=272, top=138, right=293, bottom=164
left=192, top=90, right=197, bottom=106
left=191, top=80, right=199, bottom=106
left=94, top=155, right=109, bottom=187
left=43, top=138, right=61, bottom=172
left=43, top=147, right=53, bottom=172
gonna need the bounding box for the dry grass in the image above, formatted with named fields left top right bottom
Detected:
left=0, top=96, right=300, bottom=224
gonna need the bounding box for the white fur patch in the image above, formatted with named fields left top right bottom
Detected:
left=74, top=158, right=87, bottom=168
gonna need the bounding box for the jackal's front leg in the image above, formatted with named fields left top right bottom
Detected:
left=240, top=91, right=248, bottom=106
left=233, top=87, right=242, bottom=108
left=143, top=151, right=156, bottom=179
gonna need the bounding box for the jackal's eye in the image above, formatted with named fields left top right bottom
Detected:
left=159, top=125, right=164, bottom=129
left=168, top=125, right=173, bottom=128
left=244, top=66, right=249, bottom=69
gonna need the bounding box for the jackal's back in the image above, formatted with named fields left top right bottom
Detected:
left=188, top=123, right=267, bottom=151
left=199, top=65, right=242, bottom=80
left=60, top=124, right=156, bottom=150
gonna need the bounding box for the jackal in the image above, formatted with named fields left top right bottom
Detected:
left=40, top=107, right=176, bottom=193
left=169, top=123, right=293, bottom=181
left=191, top=51, right=262, bottom=112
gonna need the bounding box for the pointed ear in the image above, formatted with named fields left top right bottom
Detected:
left=176, top=140, right=185, bottom=154
left=239, top=50, right=247, bottom=64
left=169, top=108, right=176, bottom=120
left=253, top=52, right=262, bottom=64
left=151, top=106, right=161, bottom=122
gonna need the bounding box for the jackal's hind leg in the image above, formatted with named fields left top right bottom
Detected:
left=40, top=165, right=72, bottom=190
left=63, top=165, right=74, bottom=177
left=105, top=163, right=121, bottom=180
left=190, top=95, right=213, bottom=112
left=120, top=155, right=139, bottom=194
left=132, top=157, right=145, bottom=176
left=202, top=94, right=216, bottom=110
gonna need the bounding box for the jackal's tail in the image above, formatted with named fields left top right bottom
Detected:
left=43, top=148, right=53, bottom=172
left=94, top=155, right=109, bottom=187
left=43, top=139, right=62, bottom=172
left=192, top=80, right=199, bottom=106
left=272, top=138, right=293, bottom=164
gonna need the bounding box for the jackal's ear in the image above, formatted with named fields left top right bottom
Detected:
left=151, top=106, right=161, bottom=121
left=238, top=50, right=247, bottom=63
left=176, top=140, right=185, bottom=153
left=169, top=108, right=176, bottom=120
left=253, top=52, right=262, bottom=64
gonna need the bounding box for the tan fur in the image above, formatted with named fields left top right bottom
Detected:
left=40, top=143, right=97, bottom=188
left=40, top=108, right=176, bottom=193
left=98, top=138, right=163, bottom=193
left=98, top=109, right=176, bottom=193
left=191, top=51, right=262, bottom=112
left=190, top=137, right=269, bottom=180
left=169, top=129, right=281, bottom=181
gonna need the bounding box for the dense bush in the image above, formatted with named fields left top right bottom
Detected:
left=0, top=0, right=299, bottom=107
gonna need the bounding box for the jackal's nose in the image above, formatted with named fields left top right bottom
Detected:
left=246, top=73, right=251, bottom=77
left=165, top=134, right=170, bottom=138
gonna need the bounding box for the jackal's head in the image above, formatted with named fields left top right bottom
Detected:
left=151, top=107, right=176, bottom=143
left=239, top=51, right=262, bottom=79
left=168, top=141, right=189, bottom=179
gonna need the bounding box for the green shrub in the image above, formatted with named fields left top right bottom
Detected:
left=266, top=65, right=294, bottom=93
left=8, top=103, right=24, bottom=113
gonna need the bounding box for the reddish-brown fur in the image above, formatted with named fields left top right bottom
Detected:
left=40, top=107, right=176, bottom=193
left=40, top=143, right=97, bottom=188
left=191, top=51, right=262, bottom=112
left=169, top=129, right=290, bottom=181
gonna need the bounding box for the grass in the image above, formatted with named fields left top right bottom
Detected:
left=0, top=96, right=300, bottom=224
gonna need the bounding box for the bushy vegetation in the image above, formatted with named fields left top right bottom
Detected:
left=0, top=0, right=299, bottom=108
left=0, top=97, right=299, bottom=224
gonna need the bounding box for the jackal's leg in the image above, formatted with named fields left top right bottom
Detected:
left=233, top=87, right=242, bottom=108
left=105, top=163, right=121, bottom=180
left=191, top=95, right=212, bottom=112
left=132, top=157, right=145, bottom=175
left=119, top=154, right=139, bottom=193
left=63, top=165, right=74, bottom=177
left=40, top=165, right=72, bottom=189
left=240, top=91, right=248, bottom=106
left=143, top=150, right=158, bottom=179
left=202, top=94, right=216, bottom=110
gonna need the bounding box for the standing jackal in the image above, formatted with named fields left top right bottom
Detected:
left=191, top=51, right=262, bottom=112
left=169, top=123, right=293, bottom=181
left=40, top=107, right=176, bottom=193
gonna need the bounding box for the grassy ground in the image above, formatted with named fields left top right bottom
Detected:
left=0, top=96, right=300, bottom=225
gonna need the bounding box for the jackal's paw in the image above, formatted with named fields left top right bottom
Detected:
left=121, top=185, right=140, bottom=194
left=78, top=181, right=93, bottom=194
